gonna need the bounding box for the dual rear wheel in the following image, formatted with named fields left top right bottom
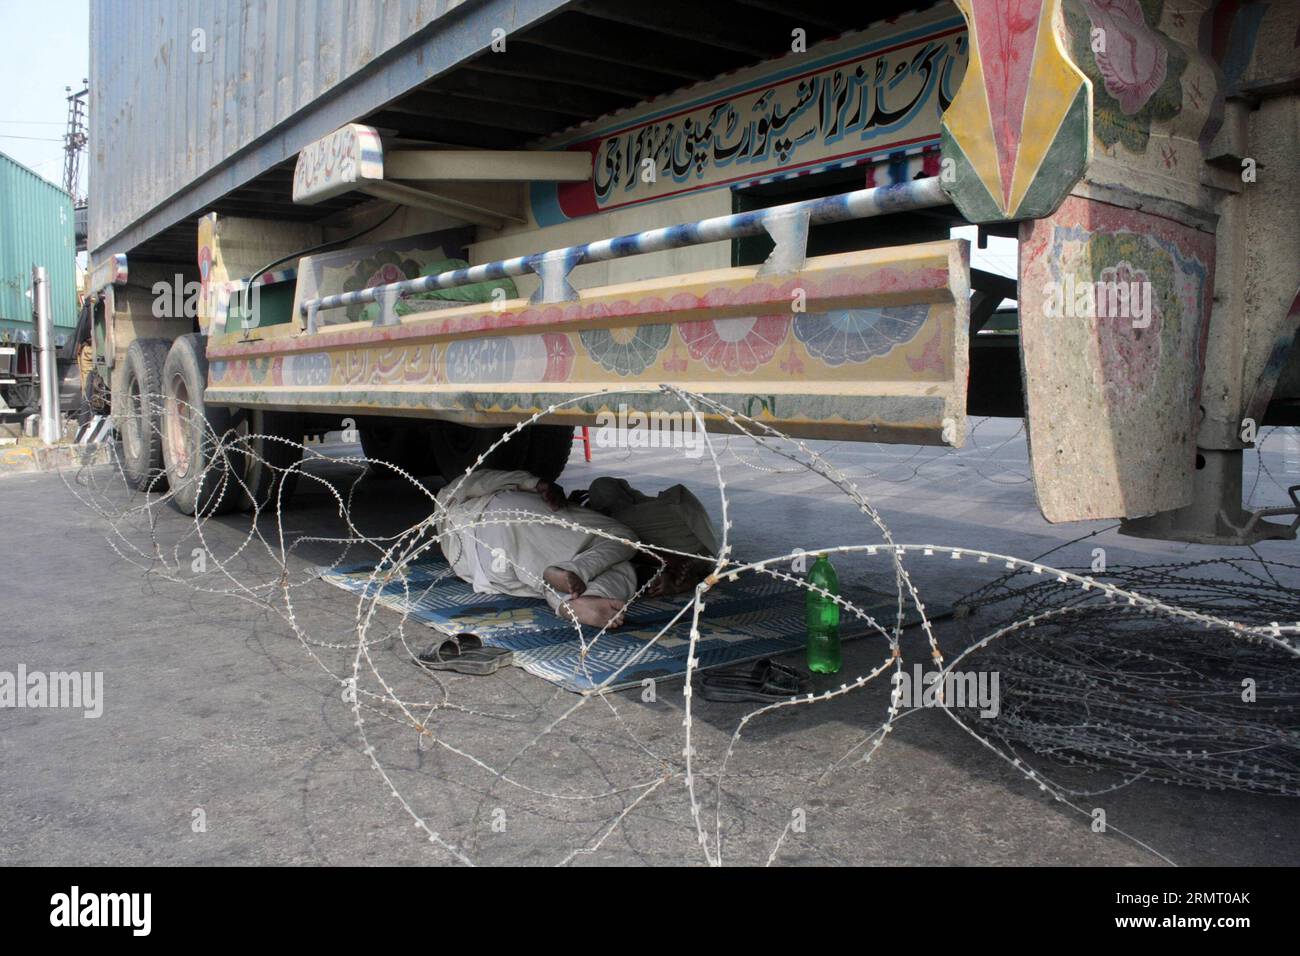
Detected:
left=160, top=335, right=305, bottom=516
left=119, top=335, right=573, bottom=515
left=118, top=338, right=170, bottom=492
left=120, top=335, right=303, bottom=516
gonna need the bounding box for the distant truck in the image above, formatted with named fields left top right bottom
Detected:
left=84, top=0, right=1300, bottom=544
left=0, top=152, right=81, bottom=417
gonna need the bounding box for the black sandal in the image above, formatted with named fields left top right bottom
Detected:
left=414, top=633, right=512, bottom=675
left=700, top=658, right=812, bottom=703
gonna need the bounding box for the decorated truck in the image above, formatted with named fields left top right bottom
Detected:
left=85, top=0, right=1300, bottom=544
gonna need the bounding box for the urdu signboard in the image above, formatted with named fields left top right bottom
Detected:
left=531, top=7, right=968, bottom=226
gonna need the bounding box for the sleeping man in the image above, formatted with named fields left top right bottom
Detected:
left=434, top=469, right=718, bottom=630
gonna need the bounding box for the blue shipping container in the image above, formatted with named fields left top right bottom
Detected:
left=0, top=151, right=77, bottom=338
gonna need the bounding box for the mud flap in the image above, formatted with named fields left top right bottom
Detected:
left=1017, top=195, right=1215, bottom=521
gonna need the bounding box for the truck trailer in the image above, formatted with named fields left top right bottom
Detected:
left=85, top=0, right=1300, bottom=544
left=0, top=151, right=82, bottom=418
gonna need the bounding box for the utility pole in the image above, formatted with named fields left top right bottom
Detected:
left=63, top=82, right=88, bottom=202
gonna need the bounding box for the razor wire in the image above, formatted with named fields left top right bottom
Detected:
left=57, top=385, right=1300, bottom=867
left=952, top=558, right=1300, bottom=797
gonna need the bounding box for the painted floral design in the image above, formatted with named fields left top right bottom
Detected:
left=368, top=262, right=408, bottom=286
left=342, top=250, right=421, bottom=321
left=1084, top=0, right=1167, bottom=114
left=793, top=305, right=930, bottom=366
left=661, top=344, right=688, bottom=374
left=1046, top=226, right=1193, bottom=416
left=580, top=323, right=671, bottom=376
left=540, top=334, right=575, bottom=382
left=1069, top=0, right=1186, bottom=151
left=677, top=315, right=789, bottom=375
left=246, top=356, right=274, bottom=384
left=1095, top=259, right=1164, bottom=412
left=905, top=323, right=945, bottom=374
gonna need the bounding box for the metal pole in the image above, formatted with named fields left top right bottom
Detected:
left=33, top=266, right=61, bottom=445
left=300, top=177, right=952, bottom=318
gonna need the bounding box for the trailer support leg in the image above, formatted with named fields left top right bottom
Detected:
left=33, top=266, right=61, bottom=445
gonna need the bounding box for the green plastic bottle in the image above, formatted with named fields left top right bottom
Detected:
left=805, top=554, right=841, bottom=673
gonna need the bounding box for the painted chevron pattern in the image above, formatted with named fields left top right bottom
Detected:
left=940, top=0, right=1092, bottom=222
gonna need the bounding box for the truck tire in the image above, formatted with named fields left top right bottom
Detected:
left=359, top=423, right=437, bottom=479
left=429, top=421, right=519, bottom=481
left=120, top=338, right=171, bottom=491
left=77, top=368, right=110, bottom=427
left=523, top=424, right=575, bottom=482
left=429, top=421, right=571, bottom=482
left=228, top=408, right=304, bottom=511
left=160, top=334, right=239, bottom=516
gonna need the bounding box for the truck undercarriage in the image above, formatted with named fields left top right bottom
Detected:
left=81, top=0, right=1300, bottom=546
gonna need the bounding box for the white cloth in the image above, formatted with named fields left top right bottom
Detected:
left=435, top=470, right=639, bottom=610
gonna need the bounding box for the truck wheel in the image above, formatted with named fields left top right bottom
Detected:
left=120, top=338, right=171, bottom=491
left=359, top=423, right=437, bottom=478
left=160, top=334, right=239, bottom=516
left=229, top=409, right=304, bottom=511
left=523, top=424, right=575, bottom=482
left=429, top=421, right=571, bottom=482
left=429, top=421, right=518, bottom=481
left=78, top=368, right=110, bottom=427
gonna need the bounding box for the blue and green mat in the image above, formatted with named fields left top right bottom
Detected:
left=319, top=555, right=939, bottom=694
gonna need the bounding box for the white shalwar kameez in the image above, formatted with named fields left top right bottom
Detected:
left=434, top=469, right=638, bottom=611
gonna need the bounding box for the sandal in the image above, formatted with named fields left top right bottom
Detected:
left=414, top=633, right=512, bottom=676
left=700, top=658, right=812, bottom=703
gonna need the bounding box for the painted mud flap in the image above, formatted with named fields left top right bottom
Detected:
left=1018, top=196, right=1215, bottom=521
left=205, top=241, right=970, bottom=445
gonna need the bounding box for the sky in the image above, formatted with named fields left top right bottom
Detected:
left=952, top=225, right=1018, bottom=288
left=0, top=0, right=90, bottom=193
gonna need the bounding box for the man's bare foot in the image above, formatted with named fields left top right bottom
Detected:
left=544, top=566, right=585, bottom=597
left=562, top=595, right=627, bottom=629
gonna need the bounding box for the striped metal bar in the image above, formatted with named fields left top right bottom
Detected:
left=300, top=176, right=950, bottom=322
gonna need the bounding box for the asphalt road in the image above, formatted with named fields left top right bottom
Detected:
left=2, top=419, right=1297, bottom=866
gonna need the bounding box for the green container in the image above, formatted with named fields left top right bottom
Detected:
left=0, top=152, right=77, bottom=338
left=805, top=554, right=842, bottom=674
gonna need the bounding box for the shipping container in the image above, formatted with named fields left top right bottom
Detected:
left=0, top=152, right=77, bottom=338
left=88, top=0, right=483, bottom=257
